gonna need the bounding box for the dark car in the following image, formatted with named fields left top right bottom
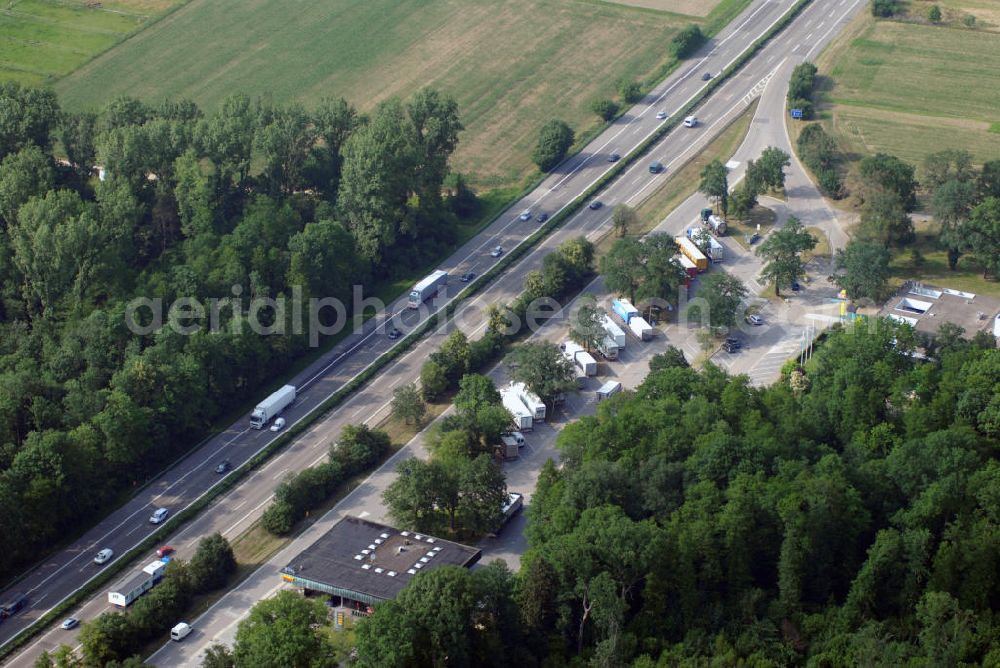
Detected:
left=215, top=460, right=231, bottom=474
left=536, top=212, right=548, bottom=223
left=1, top=593, right=28, bottom=618
left=702, top=72, right=713, bottom=81
left=607, top=153, right=621, bottom=162
left=588, top=200, right=603, bottom=210
left=387, top=327, right=402, bottom=340
left=649, top=161, right=664, bottom=174
left=791, top=281, right=801, bottom=292
left=722, top=341, right=739, bottom=353
left=460, top=271, right=475, bottom=283
left=748, top=233, right=761, bottom=244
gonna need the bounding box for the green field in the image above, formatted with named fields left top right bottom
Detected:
left=51, top=0, right=732, bottom=187
left=0, top=0, right=180, bottom=85
left=816, top=14, right=1000, bottom=165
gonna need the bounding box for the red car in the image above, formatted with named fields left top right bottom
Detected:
left=156, top=546, right=174, bottom=558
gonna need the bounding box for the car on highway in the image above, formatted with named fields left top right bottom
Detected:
left=387, top=326, right=402, bottom=340
left=60, top=617, right=79, bottom=630
left=702, top=72, right=713, bottom=81
left=1, top=593, right=28, bottom=618
left=490, top=246, right=504, bottom=258
left=460, top=271, right=475, bottom=282
left=215, top=460, right=231, bottom=474
left=270, top=417, right=286, bottom=432
left=536, top=212, right=548, bottom=223
left=655, top=111, right=667, bottom=120
left=149, top=508, right=169, bottom=524
left=683, top=116, right=698, bottom=128
left=607, top=152, right=621, bottom=162
left=93, top=548, right=114, bottom=565
left=649, top=161, right=664, bottom=174
left=746, top=314, right=764, bottom=326
left=588, top=200, right=603, bottom=210
left=157, top=545, right=175, bottom=558
left=518, top=209, right=532, bottom=221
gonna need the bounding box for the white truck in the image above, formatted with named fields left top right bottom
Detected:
left=628, top=317, right=654, bottom=341
left=250, top=385, right=296, bottom=429
left=706, top=237, right=724, bottom=262
left=596, top=380, right=622, bottom=401
left=561, top=341, right=597, bottom=376
left=501, top=390, right=533, bottom=431
left=598, top=335, right=620, bottom=361
left=407, top=270, right=448, bottom=309
left=602, top=314, right=627, bottom=349
left=512, top=382, right=546, bottom=422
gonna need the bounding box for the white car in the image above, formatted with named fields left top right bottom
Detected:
left=149, top=508, right=169, bottom=524
left=518, top=209, right=532, bottom=221
left=655, top=111, right=667, bottom=120
left=60, top=618, right=79, bottom=630
left=93, top=548, right=113, bottom=565
left=683, top=115, right=698, bottom=127
left=490, top=246, right=504, bottom=258
left=270, top=417, right=286, bottom=432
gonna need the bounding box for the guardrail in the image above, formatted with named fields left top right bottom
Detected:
left=0, top=0, right=815, bottom=659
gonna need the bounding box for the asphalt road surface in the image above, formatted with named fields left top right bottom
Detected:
left=1, top=0, right=865, bottom=664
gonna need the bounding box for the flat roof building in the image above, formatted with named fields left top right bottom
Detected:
left=280, top=516, right=481, bottom=608
left=879, top=283, right=1000, bottom=341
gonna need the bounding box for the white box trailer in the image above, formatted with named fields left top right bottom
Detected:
left=561, top=341, right=597, bottom=376
left=706, top=237, right=724, bottom=262
left=599, top=335, right=620, bottom=361
left=501, top=390, right=533, bottom=431
left=602, top=314, right=627, bottom=348
left=596, top=380, right=622, bottom=401
left=628, top=316, right=654, bottom=341
left=108, top=560, right=165, bottom=607
left=511, top=382, right=545, bottom=422
left=250, top=385, right=296, bottom=429
left=407, top=270, right=449, bottom=308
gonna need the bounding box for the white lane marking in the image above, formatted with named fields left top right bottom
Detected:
left=806, top=0, right=863, bottom=59
left=222, top=494, right=274, bottom=537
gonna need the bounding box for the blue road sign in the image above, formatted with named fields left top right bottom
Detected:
left=790, top=108, right=804, bottom=119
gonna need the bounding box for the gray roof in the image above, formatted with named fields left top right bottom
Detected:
left=280, top=516, right=480, bottom=603
left=878, top=283, right=1000, bottom=339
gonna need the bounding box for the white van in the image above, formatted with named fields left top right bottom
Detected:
left=596, top=381, right=622, bottom=401
left=170, top=622, right=192, bottom=641
left=683, top=116, right=698, bottom=127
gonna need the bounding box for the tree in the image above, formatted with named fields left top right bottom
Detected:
left=758, top=146, right=791, bottom=191
left=618, top=80, right=642, bottom=104
left=966, top=197, right=1000, bottom=278
left=79, top=613, right=136, bottom=666
left=637, top=233, right=686, bottom=306
left=391, top=382, right=426, bottom=425
left=420, top=360, right=449, bottom=402
left=600, top=237, right=645, bottom=303
left=454, top=374, right=501, bottom=414
left=699, top=159, right=729, bottom=215
left=928, top=5, right=942, bottom=22
left=0, top=144, right=54, bottom=228
left=859, top=187, right=913, bottom=247
left=189, top=533, right=237, bottom=592
left=962, top=13, right=976, bottom=28
left=383, top=457, right=446, bottom=531
left=591, top=99, right=619, bottom=121
left=859, top=153, right=918, bottom=212
left=871, top=0, right=898, bottom=17
left=457, top=455, right=508, bottom=534
left=671, top=25, right=705, bottom=58
left=649, top=346, right=689, bottom=371
left=925, top=153, right=977, bottom=269
left=201, top=644, right=236, bottom=668
left=977, top=159, right=1000, bottom=201
left=0, top=82, right=59, bottom=160
left=569, top=294, right=606, bottom=352
left=505, top=342, right=576, bottom=403
left=433, top=329, right=471, bottom=382
left=611, top=203, right=637, bottom=238
left=233, top=591, right=335, bottom=668
left=694, top=272, right=748, bottom=329
left=834, top=239, right=892, bottom=302
left=756, top=216, right=817, bottom=296
left=787, top=62, right=818, bottom=103
left=532, top=120, right=574, bottom=172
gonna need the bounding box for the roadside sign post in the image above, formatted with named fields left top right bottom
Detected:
left=790, top=108, right=803, bottom=119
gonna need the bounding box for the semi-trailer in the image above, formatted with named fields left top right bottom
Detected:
left=675, top=236, right=708, bottom=272
left=407, top=270, right=449, bottom=309
left=560, top=341, right=598, bottom=376
left=250, top=385, right=296, bottom=429
left=501, top=390, right=533, bottom=431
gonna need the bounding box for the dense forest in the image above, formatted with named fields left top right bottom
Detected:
left=0, top=82, right=469, bottom=577
left=355, top=322, right=1000, bottom=666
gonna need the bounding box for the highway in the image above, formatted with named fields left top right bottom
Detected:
left=1, top=0, right=865, bottom=664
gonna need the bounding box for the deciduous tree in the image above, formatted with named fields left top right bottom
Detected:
left=756, top=216, right=816, bottom=295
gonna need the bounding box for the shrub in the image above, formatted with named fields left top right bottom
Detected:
left=261, top=500, right=295, bottom=535
left=618, top=80, right=643, bottom=104
left=671, top=25, right=705, bottom=59
left=590, top=99, right=619, bottom=121
left=189, top=533, right=237, bottom=592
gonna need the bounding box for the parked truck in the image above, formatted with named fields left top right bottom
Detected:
left=561, top=341, right=597, bottom=376
left=706, top=236, right=724, bottom=262
left=611, top=298, right=653, bottom=341
left=598, top=335, right=620, bottom=361
left=677, top=254, right=698, bottom=279
left=500, top=435, right=520, bottom=460
left=407, top=270, right=449, bottom=309
left=596, top=380, right=622, bottom=401
left=501, top=390, right=533, bottom=431
left=707, top=214, right=727, bottom=235
left=601, top=314, right=627, bottom=349
left=675, top=236, right=708, bottom=272
left=250, top=385, right=296, bottom=429
left=511, top=382, right=546, bottom=422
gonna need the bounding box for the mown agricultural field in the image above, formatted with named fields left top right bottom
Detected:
left=815, top=10, right=1000, bottom=166
left=0, top=0, right=180, bottom=85
left=53, top=0, right=741, bottom=187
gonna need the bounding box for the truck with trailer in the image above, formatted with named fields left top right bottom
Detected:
left=675, top=236, right=708, bottom=272
left=560, top=341, right=597, bottom=376
left=511, top=382, right=546, bottom=422
left=678, top=254, right=698, bottom=280
left=598, top=335, right=620, bottom=361
left=501, top=389, right=533, bottom=431
left=407, top=270, right=449, bottom=309
left=611, top=299, right=653, bottom=341
left=250, top=385, right=296, bottom=429
left=108, top=560, right=166, bottom=607
left=707, top=215, right=727, bottom=235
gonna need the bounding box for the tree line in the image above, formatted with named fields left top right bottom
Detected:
left=355, top=319, right=1000, bottom=665
left=0, top=82, right=470, bottom=578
